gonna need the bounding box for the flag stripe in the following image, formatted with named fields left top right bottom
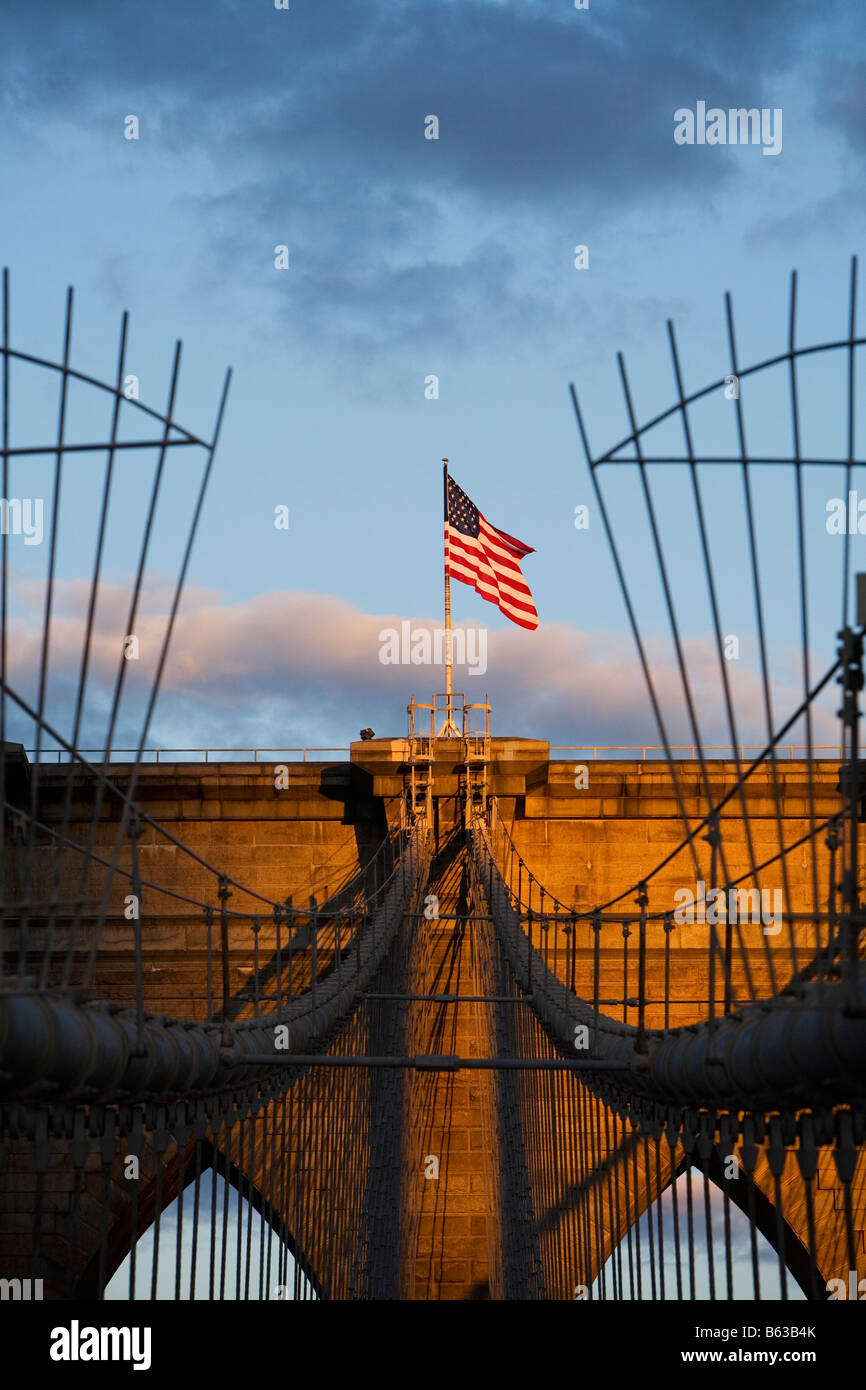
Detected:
left=448, top=533, right=525, bottom=590
left=446, top=564, right=537, bottom=627
left=446, top=530, right=538, bottom=628
left=447, top=538, right=536, bottom=612
left=448, top=526, right=534, bottom=596
left=447, top=567, right=535, bottom=622
left=444, top=474, right=538, bottom=631
left=477, top=522, right=526, bottom=573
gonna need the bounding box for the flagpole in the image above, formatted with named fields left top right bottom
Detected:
left=443, top=458, right=453, bottom=730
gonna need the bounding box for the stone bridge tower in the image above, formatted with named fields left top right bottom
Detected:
left=2, top=711, right=863, bottom=1300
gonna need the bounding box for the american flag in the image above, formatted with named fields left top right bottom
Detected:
left=445, top=475, right=538, bottom=631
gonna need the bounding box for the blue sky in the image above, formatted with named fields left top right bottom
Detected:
left=2, top=0, right=865, bottom=750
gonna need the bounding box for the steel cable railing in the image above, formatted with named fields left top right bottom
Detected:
left=470, top=811, right=866, bottom=1111
left=470, top=811, right=866, bottom=1299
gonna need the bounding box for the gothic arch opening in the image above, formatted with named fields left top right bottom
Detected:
left=82, top=1140, right=320, bottom=1301
left=591, top=1156, right=812, bottom=1300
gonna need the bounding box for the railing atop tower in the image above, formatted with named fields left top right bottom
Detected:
left=407, top=692, right=491, bottom=748
left=406, top=693, right=492, bottom=814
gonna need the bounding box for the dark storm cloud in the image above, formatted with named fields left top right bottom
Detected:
left=747, top=188, right=866, bottom=248
left=194, top=183, right=558, bottom=356
left=821, top=59, right=866, bottom=154
left=1, top=0, right=851, bottom=354
left=5, top=0, right=830, bottom=196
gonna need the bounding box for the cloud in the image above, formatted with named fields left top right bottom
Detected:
left=746, top=187, right=866, bottom=248
left=1, top=0, right=849, bottom=359
left=820, top=58, right=866, bottom=155
left=5, top=577, right=840, bottom=756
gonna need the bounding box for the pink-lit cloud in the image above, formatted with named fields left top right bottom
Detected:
left=5, top=576, right=841, bottom=756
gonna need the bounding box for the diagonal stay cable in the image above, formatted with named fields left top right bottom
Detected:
left=570, top=381, right=703, bottom=888
left=725, top=291, right=793, bottom=988
left=0, top=270, right=10, bottom=986
left=616, top=349, right=740, bottom=1012
left=0, top=682, right=293, bottom=914
left=3, top=675, right=412, bottom=962
left=839, top=257, right=863, bottom=1012
left=40, top=308, right=129, bottom=987
left=83, top=363, right=235, bottom=988
left=18, top=287, right=74, bottom=978
left=788, top=267, right=822, bottom=997
left=3, top=769, right=404, bottom=945
left=64, top=340, right=189, bottom=984
left=493, top=656, right=840, bottom=921
left=667, top=319, right=762, bottom=1004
